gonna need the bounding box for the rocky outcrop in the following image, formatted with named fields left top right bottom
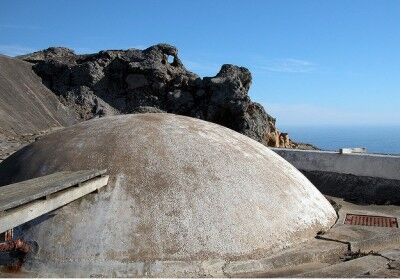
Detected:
left=19, top=44, right=291, bottom=147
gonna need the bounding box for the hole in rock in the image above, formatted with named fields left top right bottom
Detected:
left=167, top=55, right=174, bottom=64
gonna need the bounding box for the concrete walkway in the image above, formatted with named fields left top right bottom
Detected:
left=225, top=197, right=400, bottom=277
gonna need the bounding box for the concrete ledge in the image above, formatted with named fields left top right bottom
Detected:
left=297, top=255, right=389, bottom=278
left=272, top=148, right=400, bottom=181
left=222, top=238, right=348, bottom=277
left=18, top=238, right=348, bottom=277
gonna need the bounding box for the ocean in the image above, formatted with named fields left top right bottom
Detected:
left=280, top=125, right=400, bottom=155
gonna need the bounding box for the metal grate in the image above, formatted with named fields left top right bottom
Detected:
left=344, top=214, right=398, bottom=228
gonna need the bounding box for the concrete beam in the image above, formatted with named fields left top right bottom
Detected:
left=0, top=175, right=108, bottom=234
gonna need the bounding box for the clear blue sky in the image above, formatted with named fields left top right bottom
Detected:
left=1, top=0, right=399, bottom=126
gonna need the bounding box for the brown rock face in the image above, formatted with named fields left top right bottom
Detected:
left=266, top=120, right=295, bottom=148
left=0, top=55, right=76, bottom=161
left=18, top=44, right=287, bottom=147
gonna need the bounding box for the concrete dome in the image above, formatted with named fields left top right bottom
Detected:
left=0, top=114, right=336, bottom=277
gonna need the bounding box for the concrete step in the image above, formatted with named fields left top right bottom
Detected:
left=296, top=255, right=389, bottom=278
left=229, top=262, right=331, bottom=278
left=222, top=238, right=348, bottom=277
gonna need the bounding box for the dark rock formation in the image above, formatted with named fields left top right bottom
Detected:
left=19, top=44, right=285, bottom=146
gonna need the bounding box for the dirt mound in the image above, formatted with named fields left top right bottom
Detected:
left=0, top=55, right=76, bottom=160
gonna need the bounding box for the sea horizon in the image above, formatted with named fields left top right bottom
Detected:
left=280, top=124, right=400, bottom=155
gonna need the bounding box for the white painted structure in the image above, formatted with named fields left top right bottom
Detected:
left=272, top=148, right=400, bottom=180
left=339, top=147, right=367, bottom=154
left=0, top=114, right=336, bottom=277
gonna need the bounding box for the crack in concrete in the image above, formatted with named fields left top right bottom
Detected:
left=315, top=235, right=351, bottom=251
left=221, top=260, right=231, bottom=278
left=316, top=234, right=393, bottom=268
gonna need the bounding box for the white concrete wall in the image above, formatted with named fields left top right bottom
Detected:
left=272, top=148, right=400, bottom=181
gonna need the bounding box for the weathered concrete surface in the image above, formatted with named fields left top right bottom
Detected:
left=272, top=148, right=400, bottom=180
left=297, top=255, right=389, bottom=278
left=0, top=114, right=336, bottom=277
left=382, top=248, right=400, bottom=261
left=242, top=262, right=331, bottom=278
left=380, top=250, right=400, bottom=276
left=365, top=264, right=400, bottom=278
left=361, top=249, right=400, bottom=277
left=17, top=238, right=347, bottom=278
left=318, top=196, right=400, bottom=253
left=319, top=225, right=400, bottom=254
left=222, top=238, right=348, bottom=277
